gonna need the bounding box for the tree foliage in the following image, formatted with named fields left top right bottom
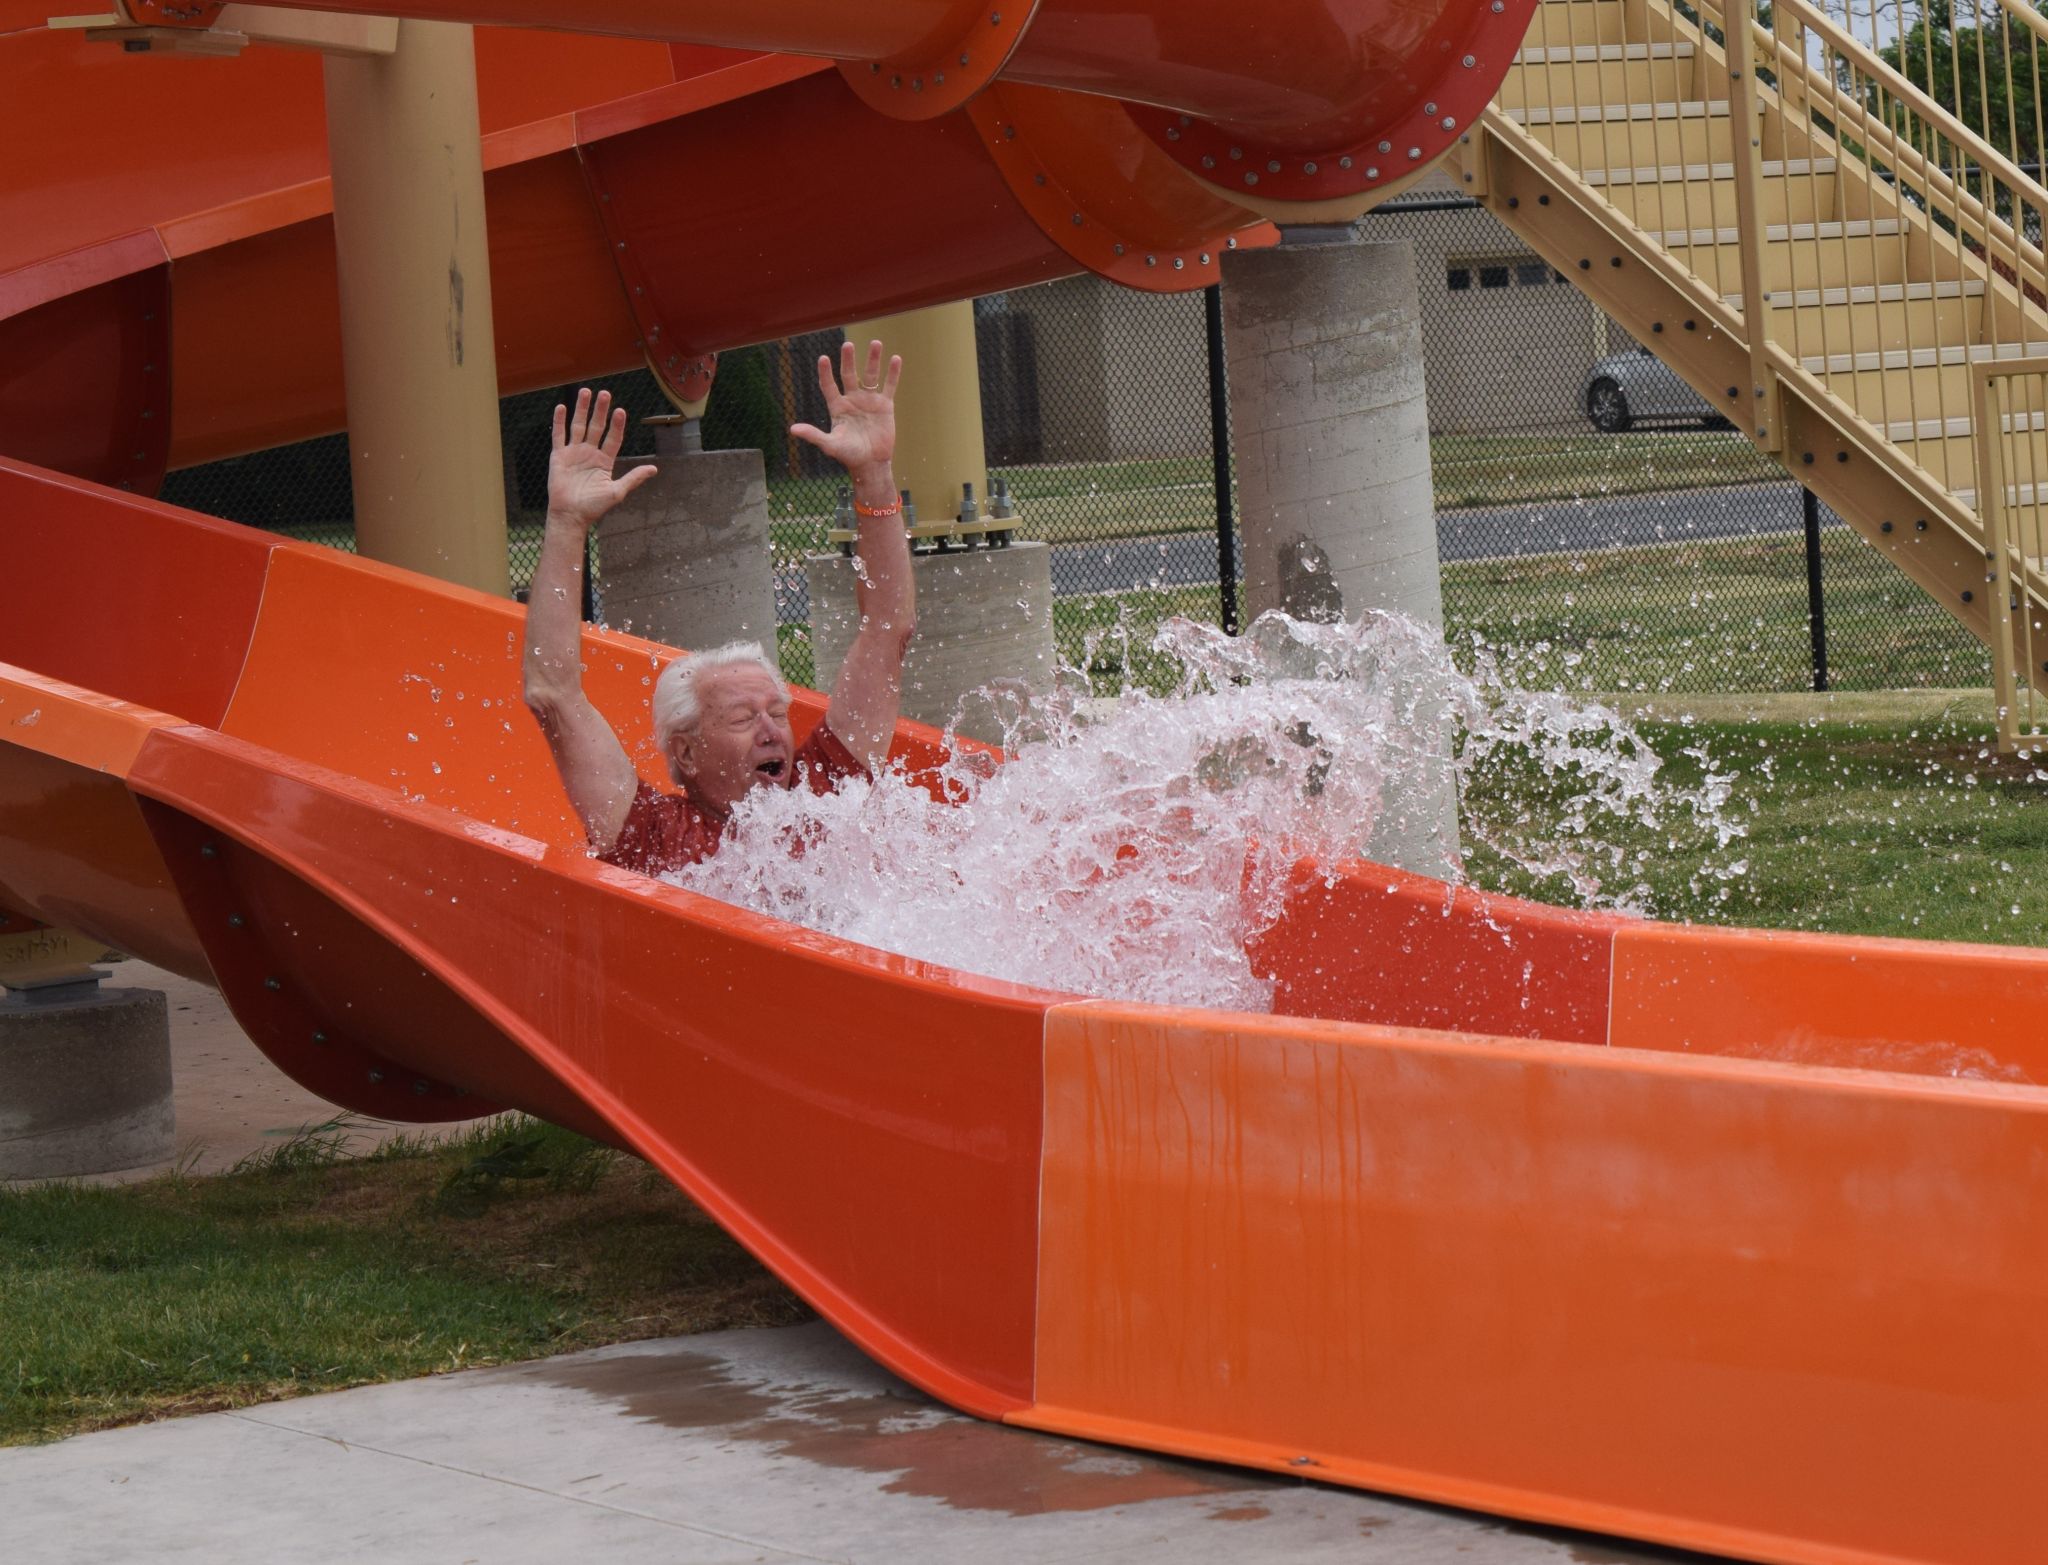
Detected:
left=1873, top=1, right=2048, bottom=168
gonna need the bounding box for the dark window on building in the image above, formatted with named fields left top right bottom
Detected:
left=1451, top=255, right=1559, bottom=292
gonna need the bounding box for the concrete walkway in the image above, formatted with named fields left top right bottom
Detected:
left=1, top=1321, right=1699, bottom=1565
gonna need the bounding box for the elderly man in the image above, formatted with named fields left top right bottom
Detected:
left=522, top=339, right=914, bottom=874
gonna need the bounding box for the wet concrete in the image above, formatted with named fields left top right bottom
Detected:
left=0, top=1320, right=1726, bottom=1564
left=536, top=1347, right=1272, bottom=1520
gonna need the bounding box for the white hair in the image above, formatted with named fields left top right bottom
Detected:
left=651, top=640, right=786, bottom=780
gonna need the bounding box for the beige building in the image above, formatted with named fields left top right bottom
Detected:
left=982, top=279, right=1211, bottom=463
left=1365, top=173, right=1625, bottom=434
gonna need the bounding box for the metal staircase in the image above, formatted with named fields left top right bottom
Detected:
left=1450, top=0, right=2048, bottom=745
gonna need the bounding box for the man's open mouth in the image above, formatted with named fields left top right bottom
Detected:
left=756, top=759, right=786, bottom=779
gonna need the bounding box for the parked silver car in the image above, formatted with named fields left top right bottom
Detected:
left=1582, top=346, right=1718, bottom=433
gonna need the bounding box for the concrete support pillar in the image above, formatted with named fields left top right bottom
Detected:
left=817, top=300, right=1051, bottom=742
left=1221, top=236, right=1461, bottom=878
left=325, top=21, right=509, bottom=595
left=1, top=982, right=173, bottom=1181
left=599, top=420, right=778, bottom=653
left=844, top=299, right=987, bottom=521
left=808, top=543, right=1055, bottom=745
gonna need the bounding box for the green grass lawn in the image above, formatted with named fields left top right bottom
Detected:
left=764, top=456, right=1217, bottom=557
left=1036, top=530, right=1989, bottom=703
left=1443, top=525, right=1990, bottom=694
left=311, top=492, right=1992, bottom=704
left=1053, top=585, right=1225, bottom=697
left=0, top=1119, right=805, bottom=1447
left=775, top=622, right=817, bottom=691
left=1432, top=429, right=1781, bottom=508
left=1463, top=710, right=2048, bottom=946
left=272, top=436, right=1778, bottom=566
left=776, top=588, right=1222, bottom=699
left=300, top=440, right=1986, bottom=702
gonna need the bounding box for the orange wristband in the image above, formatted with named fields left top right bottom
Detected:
left=853, top=497, right=902, bottom=519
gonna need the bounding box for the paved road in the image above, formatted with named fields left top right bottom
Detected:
left=1438, top=478, right=1832, bottom=563
left=772, top=480, right=1839, bottom=622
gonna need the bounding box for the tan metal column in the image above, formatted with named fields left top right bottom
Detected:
left=324, top=19, right=509, bottom=593
left=822, top=297, right=1050, bottom=743
left=843, top=299, right=985, bottom=519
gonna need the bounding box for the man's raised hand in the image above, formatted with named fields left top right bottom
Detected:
left=790, top=339, right=900, bottom=491
left=547, top=387, right=658, bottom=532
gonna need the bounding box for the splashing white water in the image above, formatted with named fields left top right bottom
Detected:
left=663, top=610, right=1743, bottom=1010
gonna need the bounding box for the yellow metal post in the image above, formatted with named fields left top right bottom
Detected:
left=1973, top=364, right=2018, bottom=750
left=843, top=299, right=987, bottom=521
left=324, top=20, right=510, bottom=595
left=1723, top=0, right=1784, bottom=454
left=0, top=923, right=119, bottom=989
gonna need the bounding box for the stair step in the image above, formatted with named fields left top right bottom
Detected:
left=1517, top=106, right=1739, bottom=169
left=1497, top=52, right=1708, bottom=113
left=1659, top=218, right=1903, bottom=247
left=1800, top=340, right=2048, bottom=374
left=1524, top=0, right=1631, bottom=45
left=1583, top=156, right=1835, bottom=187
left=1518, top=41, right=1696, bottom=64
left=1731, top=278, right=1986, bottom=310
left=1885, top=407, right=2047, bottom=442
left=1513, top=99, right=1728, bottom=127
left=1953, top=481, right=2048, bottom=508
left=1853, top=420, right=2045, bottom=489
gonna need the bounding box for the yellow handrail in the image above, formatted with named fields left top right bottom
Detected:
left=1972, top=355, right=2048, bottom=750
left=1765, top=0, right=2048, bottom=273
left=1772, top=0, right=2043, bottom=203
left=1723, top=2, right=1783, bottom=447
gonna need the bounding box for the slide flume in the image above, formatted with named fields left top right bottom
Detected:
left=4, top=6, right=2048, bottom=1564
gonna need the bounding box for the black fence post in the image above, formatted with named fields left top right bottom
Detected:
left=582, top=530, right=598, bottom=623
left=1205, top=283, right=1239, bottom=634
left=1802, top=486, right=1829, bottom=692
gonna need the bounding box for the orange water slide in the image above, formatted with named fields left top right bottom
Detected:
left=6, top=4, right=2048, bottom=1562
left=6, top=460, right=2048, bottom=1565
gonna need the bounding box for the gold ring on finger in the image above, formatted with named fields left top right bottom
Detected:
left=859, top=378, right=882, bottom=391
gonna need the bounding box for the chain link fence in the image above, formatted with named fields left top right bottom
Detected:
left=975, top=283, right=1232, bottom=695
left=159, top=214, right=1989, bottom=702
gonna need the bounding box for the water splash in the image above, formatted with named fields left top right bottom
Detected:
left=663, top=610, right=1743, bottom=1010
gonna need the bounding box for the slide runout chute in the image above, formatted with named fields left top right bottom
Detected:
left=5, top=457, right=2048, bottom=1563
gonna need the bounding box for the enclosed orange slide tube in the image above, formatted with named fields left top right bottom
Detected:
left=0, top=0, right=1531, bottom=489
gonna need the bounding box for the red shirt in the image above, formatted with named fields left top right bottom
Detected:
left=597, top=722, right=869, bottom=875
